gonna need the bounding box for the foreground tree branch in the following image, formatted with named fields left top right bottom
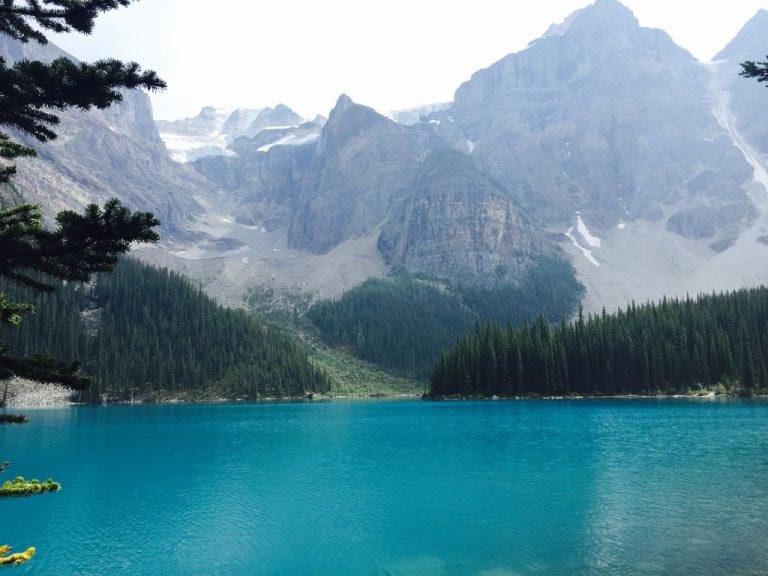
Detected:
left=0, top=1, right=165, bottom=563
left=740, top=57, right=768, bottom=84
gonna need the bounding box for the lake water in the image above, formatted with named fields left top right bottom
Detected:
left=1, top=399, right=767, bottom=575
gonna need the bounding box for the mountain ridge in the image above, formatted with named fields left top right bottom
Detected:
left=6, top=1, right=768, bottom=322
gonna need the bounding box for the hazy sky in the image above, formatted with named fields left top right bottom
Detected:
left=53, top=0, right=767, bottom=121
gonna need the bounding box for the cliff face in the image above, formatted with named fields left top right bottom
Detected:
left=715, top=10, right=768, bottom=156
left=287, top=95, right=427, bottom=253
left=379, top=150, right=548, bottom=286
left=192, top=95, right=567, bottom=289
left=446, top=0, right=754, bottom=251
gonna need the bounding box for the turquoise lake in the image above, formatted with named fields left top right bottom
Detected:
left=1, top=399, right=767, bottom=575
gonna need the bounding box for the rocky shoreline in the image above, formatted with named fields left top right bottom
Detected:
left=1, top=378, right=74, bottom=408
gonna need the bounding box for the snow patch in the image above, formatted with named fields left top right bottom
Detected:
left=467, top=140, right=476, bottom=153
left=429, top=119, right=441, bottom=125
left=565, top=227, right=600, bottom=267
left=159, top=131, right=230, bottom=163
left=257, top=132, right=319, bottom=153
left=576, top=214, right=602, bottom=247
left=259, top=125, right=299, bottom=132
left=617, top=221, right=626, bottom=230
left=711, top=73, right=768, bottom=196
left=238, top=223, right=266, bottom=233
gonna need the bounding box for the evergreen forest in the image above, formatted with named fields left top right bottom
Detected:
left=431, top=287, right=768, bottom=397
left=307, top=260, right=582, bottom=379
left=0, top=258, right=329, bottom=401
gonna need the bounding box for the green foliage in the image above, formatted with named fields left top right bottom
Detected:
left=0, top=200, right=160, bottom=292
left=0, top=1, right=165, bottom=181
left=307, top=273, right=476, bottom=379
left=0, top=258, right=331, bottom=401
left=0, top=200, right=159, bottom=389
left=0, top=476, right=60, bottom=499
left=306, top=337, right=424, bottom=397
left=458, top=255, right=584, bottom=323
left=0, top=1, right=137, bottom=43
left=431, top=288, right=768, bottom=397
left=307, top=259, right=583, bottom=379
left=741, top=57, right=768, bottom=85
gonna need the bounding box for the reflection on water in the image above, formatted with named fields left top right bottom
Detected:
left=1, top=399, right=767, bottom=575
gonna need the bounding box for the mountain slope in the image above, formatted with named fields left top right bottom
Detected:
left=0, top=36, right=214, bottom=244
left=446, top=0, right=753, bottom=248
left=0, top=259, right=330, bottom=401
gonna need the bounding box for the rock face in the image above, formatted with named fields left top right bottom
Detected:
left=0, top=36, right=213, bottom=243
left=445, top=0, right=754, bottom=251
left=379, top=149, right=548, bottom=286
left=288, top=95, right=427, bottom=253
left=184, top=2, right=768, bottom=309
left=192, top=94, right=566, bottom=289
left=715, top=10, right=768, bottom=156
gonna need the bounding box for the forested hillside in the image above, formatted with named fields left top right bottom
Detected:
left=431, top=287, right=768, bottom=397
left=307, top=261, right=582, bottom=379
left=0, top=259, right=329, bottom=401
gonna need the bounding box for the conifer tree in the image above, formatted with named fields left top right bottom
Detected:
left=0, top=1, right=163, bottom=563
left=0, top=0, right=165, bottom=181
left=741, top=57, right=768, bottom=85
left=0, top=0, right=163, bottom=397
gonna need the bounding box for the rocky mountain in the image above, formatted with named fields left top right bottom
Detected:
left=7, top=0, right=768, bottom=320
left=192, top=92, right=559, bottom=295
left=0, top=37, right=215, bottom=244
left=714, top=10, right=768, bottom=158
left=155, top=106, right=259, bottom=163
left=443, top=0, right=753, bottom=249
left=410, top=0, right=768, bottom=313
left=154, top=104, right=313, bottom=163
left=184, top=0, right=768, bottom=313
left=378, top=149, right=549, bottom=285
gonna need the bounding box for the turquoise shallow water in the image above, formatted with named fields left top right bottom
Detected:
left=1, top=399, right=768, bottom=575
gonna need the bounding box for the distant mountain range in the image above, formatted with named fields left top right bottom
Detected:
left=5, top=0, right=768, bottom=317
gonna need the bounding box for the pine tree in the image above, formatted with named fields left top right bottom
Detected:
left=0, top=1, right=165, bottom=182
left=0, top=1, right=163, bottom=564
left=741, top=57, right=768, bottom=86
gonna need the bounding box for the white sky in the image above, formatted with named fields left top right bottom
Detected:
left=53, top=0, right=768, bottom=121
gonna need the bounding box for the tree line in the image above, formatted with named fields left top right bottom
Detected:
left=431, top=287, right=768, bottom=397
left=307, top=259, right=583, bottom=379
left=0, top=258, right=330, bottom=401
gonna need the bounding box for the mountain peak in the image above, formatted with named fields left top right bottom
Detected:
left=715, top=9, right=768, bottom=61
left=197, top=106, right=217, bottom=120
left=333, top=94, right=355, bottom=114
left=325, top=94, right=382, bottom=127
left=542, top=0, right=637, bottom=40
